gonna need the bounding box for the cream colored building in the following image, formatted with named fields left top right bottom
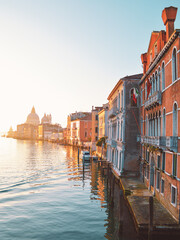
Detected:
left=98, top=104, right=108, bottom=139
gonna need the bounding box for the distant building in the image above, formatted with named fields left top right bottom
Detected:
left=62, top=128, right=67, bottom=144
left=91, top=106, right=103, bottom=150
left=41, top=113, right=52, bottom=124
left=16, top=106, right=40, bottom=139
left=38, top=124, right=62, bottom=141
left=107, top=74, right=142, bottom=176
left=66, top=112, right=90, bottom=145
left=139, top=6, right=180, bottom=221
left=70, top=113, right=92, bottom=147
left=98, top=103, right=109, bottom=139
left=26, top=106, right=40, bottom=126
left=17, top=123, right=38, bottom=140
left=7, top=126, right=15, bottom=138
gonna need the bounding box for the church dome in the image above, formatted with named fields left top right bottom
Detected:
left=26, top=106, right=40, bottom=126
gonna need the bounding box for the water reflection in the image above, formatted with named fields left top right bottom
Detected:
left=0, top=138, right=138, bottom=240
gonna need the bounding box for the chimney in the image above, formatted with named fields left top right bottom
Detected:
left=162, top=6, right=177, bottom=41
left=141, top=53, right=147, bottom=75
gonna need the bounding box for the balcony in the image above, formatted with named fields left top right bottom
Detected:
left=108, top=107, right=119, bottom=119
left=144, top=91, right=161, bottom=110
left=166, top=136, right=178, bottom=153
left=106, top=139, right=117, bottom=148
left=140, top=136, right=178, bottom=152
left=111, top=139, right=117, bottom=148
left=140, top=136, right=165, bottom=147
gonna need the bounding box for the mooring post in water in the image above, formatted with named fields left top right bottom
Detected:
left=78, top=148, right=80, bottom=163
left=119, top=190, right=123, bottom=235
left=83, top=158, right=85, bottom=180
left=148, top=196, right=153, bottom=240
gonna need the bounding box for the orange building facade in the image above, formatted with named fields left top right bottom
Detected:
left=139, top=6, right=180, bottom=221
left=70, top=114, right=92, bottom=147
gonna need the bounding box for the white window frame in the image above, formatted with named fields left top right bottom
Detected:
left=160, top=178, right=164, bottom=196
left=171, top=184, right=177, bottom=207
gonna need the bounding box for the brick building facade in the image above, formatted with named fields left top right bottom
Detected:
left=139, top=6, right=180, bottom=221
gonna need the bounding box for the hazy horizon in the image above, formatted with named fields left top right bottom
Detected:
left=1, top=0, right=180, bottom=132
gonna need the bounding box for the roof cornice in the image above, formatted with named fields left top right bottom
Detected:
left=140, top=29, right=180, bottom=85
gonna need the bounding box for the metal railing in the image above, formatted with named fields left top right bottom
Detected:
left=144, top=91, right=161, bottom=109
left=140, top=135, right=178, bottom=152
left=108, top=107, right=119, bottom=119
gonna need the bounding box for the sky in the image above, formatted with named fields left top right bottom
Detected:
left=0, top=0, right=180, bottom=132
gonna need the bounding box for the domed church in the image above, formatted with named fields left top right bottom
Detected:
left=26, top=106, right=40, bottom=126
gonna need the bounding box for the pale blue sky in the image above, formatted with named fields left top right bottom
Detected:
left=0, top=0, right=180, bottom=131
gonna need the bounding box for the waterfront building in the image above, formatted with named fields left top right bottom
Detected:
left=139, top=6, right=180, bottom=220
left=38, top=123, right=62, bottom=141
left=91, top=106, right=103, bottom=150
left=63, top=128, right=67, bottom=144
left=96, top=104, right=109, bottom=158
left=7, top=126, right=15, bottom=138
left=26, top=106, right=40, bottom=126
left=41, top=113, right=52, bottom=124
left=16, top=106, right=40, bottom=139
left=107, top=74, right=142, bottom=176
left=98, top=103, right=109, bottom=139
left=17, top=123, right=38, bottom=140
left=70, top=113, right=92, bottom=147
left=66, top=112, right=89, bottom=145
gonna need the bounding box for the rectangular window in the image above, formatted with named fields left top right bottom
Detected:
left=171, top=185, right=177, bottom=206
left=95, top=127, right=98, bottom=133
left=95, top=115, right=98, bottom=121
left=144, top=165, right=147, bottom=177
left=161, top=179, right=164, bottom=194
left=162, top=152, right=165, bottom=171
left=147, top=151, right=149, bottom=163
left=157, top=155, right=160, bottom=169
left=172, top=154, right=177, bottom=177
left=147, top=165, right=149, bottom=180
left=156, top=171, right=160, bottom=190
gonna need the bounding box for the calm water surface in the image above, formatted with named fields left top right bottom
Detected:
left=0, top=138, right=137, bottom=240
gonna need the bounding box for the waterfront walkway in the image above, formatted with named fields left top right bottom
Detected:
left=100, top=161, right=180, bottom=238
left=120, top=176, right=180, bottom=237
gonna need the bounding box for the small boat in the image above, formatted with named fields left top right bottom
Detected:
left=80, top=151, right=91, bottom=161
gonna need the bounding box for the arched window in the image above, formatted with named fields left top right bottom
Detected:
left=155, top=72, right=158, bottom=92
left=118, top=92, right=121, bottom=109
left=162, top=62, right=165, bottom=90
left=153, top=74, right=155, bottom=94
left=162, top=108, right=166, bottom=136
left=146, top=115, right=148, bottom=136
left=141, top=117, right=143, bottom=135
left=121, top=90, right=123, bottom=110
left=173, top=103, right=178, bottom=136
left=158, top=67, right=161, bottom=91
left=150, top=77, right=152, bottom=96
left=172, top=48, right=177, bottom=82
left=158, top=111, right=161, bottom=136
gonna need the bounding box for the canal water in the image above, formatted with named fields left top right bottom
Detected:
left=0, top=137, right=138, bottom=240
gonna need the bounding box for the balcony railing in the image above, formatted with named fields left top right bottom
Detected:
left=108, top=107, right=119, bottom=119
left=111, top=139, right=117, bottom=148
left=166, top=136, right=178, bottom=152
left=140, top=136, right=178, bottom=152
left=144, top=91, right=161, bottom=110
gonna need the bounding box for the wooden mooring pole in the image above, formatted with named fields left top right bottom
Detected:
left=78, top=148, right=80, bottom=164
left=119, top=190, right=123, bottom=235
left=148, top=196, right=153, bottom=240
